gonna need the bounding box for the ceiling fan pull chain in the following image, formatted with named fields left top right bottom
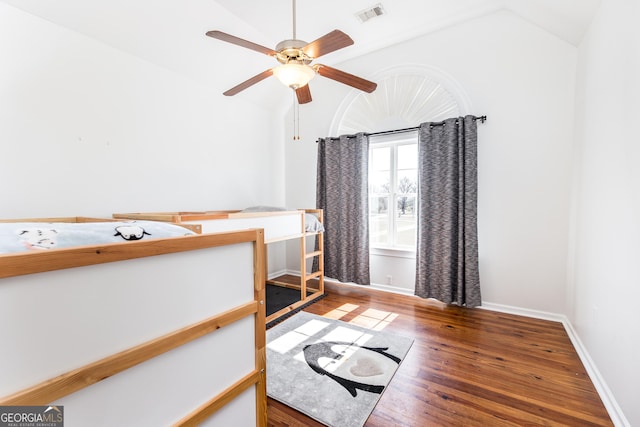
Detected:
left=293, top=91, right=301, bottom=140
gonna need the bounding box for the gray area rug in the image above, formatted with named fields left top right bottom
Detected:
left=266, top=311, right=413, bottom=427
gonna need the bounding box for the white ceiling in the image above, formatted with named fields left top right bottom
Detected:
left=1, top=0, right=600, bottom=108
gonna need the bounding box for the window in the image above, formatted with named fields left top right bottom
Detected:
left=369, top=131, right=418, bottom=250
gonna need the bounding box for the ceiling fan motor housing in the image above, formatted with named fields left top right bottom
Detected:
left=275, top=39, right=312, bottom=64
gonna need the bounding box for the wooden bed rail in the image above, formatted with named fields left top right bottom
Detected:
left=175, top=369, right=263, bottom=427
left=0, top=229, right=261, bottom=279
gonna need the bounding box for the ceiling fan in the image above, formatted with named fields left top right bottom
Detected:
left=206, top=0, right=377, bottom=104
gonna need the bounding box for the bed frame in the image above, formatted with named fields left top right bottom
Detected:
left=112, top=209, right=324, bottom=324
left=0, top=218, right=267, bottom=426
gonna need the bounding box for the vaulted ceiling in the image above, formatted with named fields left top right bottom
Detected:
left=2, top=0, right=600, bottom=107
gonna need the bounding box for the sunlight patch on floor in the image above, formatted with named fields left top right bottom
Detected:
left=350, top=309, right=399, bottom=331
left=320, top=303, right=399, bottom=331
left=323, top=303, right=359, bottom=320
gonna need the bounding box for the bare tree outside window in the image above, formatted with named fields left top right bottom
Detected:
left=397, top=176, right=416, bottom=216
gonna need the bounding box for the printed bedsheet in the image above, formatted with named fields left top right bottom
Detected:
left=0, top=220, right=195, bottom=254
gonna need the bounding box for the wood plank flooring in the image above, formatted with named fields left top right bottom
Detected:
left=267, top=276, right=613, bottom=427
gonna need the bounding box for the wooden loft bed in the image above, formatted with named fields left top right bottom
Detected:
left=112, top=209, right=324, bottom=325
left=0, top=217, right=267, bottom=426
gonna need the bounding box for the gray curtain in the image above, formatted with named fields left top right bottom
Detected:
left=415, top=115, right=481, bottom=307
left=316, top=133, right=370, bottom=285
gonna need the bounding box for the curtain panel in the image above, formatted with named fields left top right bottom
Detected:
left=415, top=115, right=481, bottom=307
left=316, top=133, right=371, bottom=285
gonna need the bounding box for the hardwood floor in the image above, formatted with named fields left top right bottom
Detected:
left=266, top=277, right=613, bottom=427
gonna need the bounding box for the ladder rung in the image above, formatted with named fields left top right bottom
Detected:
left=305, top=271, right=323, bottom=281
left=305, top=250, right=322, bottom=259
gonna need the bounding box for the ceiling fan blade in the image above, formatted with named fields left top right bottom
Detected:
left=296, top=84, right=312, bottom=104
left=206, top=30, right=277, bottom=56
left=223, top=69, right=274, bottom=96
left=302, top=30, right=354, bottom=59
left=314, top=65, right=377, bottom=93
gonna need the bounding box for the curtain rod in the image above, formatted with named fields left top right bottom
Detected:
left=317, top=115, right=487, bottom=142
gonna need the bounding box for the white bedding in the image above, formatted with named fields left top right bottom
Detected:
left=0, top=220, right=195, bottom=254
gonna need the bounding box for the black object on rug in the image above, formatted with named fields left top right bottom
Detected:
left=266, top=284, right=306, bottom=317
left=265, top=284, right=325, bottom=329
left=266, top=311, right=413, bottom=427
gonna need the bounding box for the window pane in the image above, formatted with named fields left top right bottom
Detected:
left=396, top=194, right=416, bottom=216
left=370, top=196, right=390, bottom=246
left=397, top=144, right=417, bottom=170
left=370, top=171, right=390, bottom=194
left=370, top=195, right=389, bottom=215
left=371, top=146, right=390, bottom=171
left=396, top=171, right=417, bottom=196
left=370, top=147, right=390, bottom=194
left=395, top=195, right=416, bottom=247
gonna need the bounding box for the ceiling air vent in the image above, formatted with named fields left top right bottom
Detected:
left=355, top=3, right=386, bottom=23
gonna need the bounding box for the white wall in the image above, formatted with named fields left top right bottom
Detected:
left=570, top=0, right=640, bottom=425
left=284, top=10, right=578, bottom=315
left=0, top=3, right=284, bottom=219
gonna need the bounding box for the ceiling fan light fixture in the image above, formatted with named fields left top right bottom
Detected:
left=273, top=63, right=315, bottom=89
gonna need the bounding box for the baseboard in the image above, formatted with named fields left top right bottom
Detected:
left=560, top=320, right=630, bottom=427
left=479, top=301, right=566, bottom=323
left=267, top=269, right=288, bottom=281
left=283, top=268, right=301, bottom=277
left=369, top=282, right=415, bottom=296
left=481, top=302, right=629, bottom=427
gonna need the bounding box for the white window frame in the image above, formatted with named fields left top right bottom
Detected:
left=369, top=130, right=418, bottom=255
